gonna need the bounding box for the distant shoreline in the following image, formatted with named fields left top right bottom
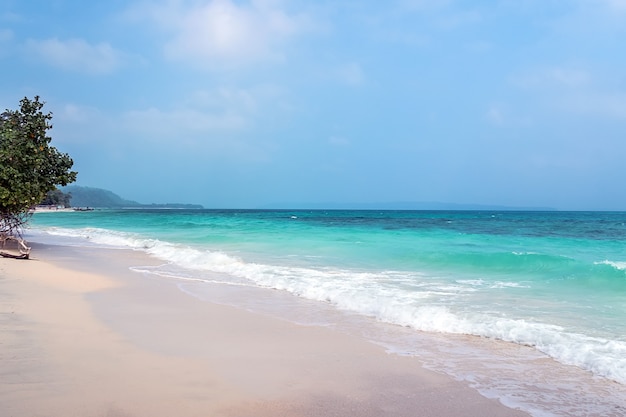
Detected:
left=30, top=206, right=75, bottom=213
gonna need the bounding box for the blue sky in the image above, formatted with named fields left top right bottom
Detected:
left=1, top=1, right=625, bottom=210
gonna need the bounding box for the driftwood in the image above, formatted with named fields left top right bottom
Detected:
left=1, top=211, right=32, bottom=260
left=0, top=234, right=31, bottom=260
left=0, top=251, right=29, bottom=259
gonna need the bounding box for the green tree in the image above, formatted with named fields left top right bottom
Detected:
left=0, top=96, right=77, bottom=252
left=41, top=189, right=72, bottom=207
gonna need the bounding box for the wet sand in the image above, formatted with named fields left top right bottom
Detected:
left=0, top=244, right=529, bottom=417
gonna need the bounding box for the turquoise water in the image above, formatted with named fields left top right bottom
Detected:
left=28, top=209, right=626, bottom=415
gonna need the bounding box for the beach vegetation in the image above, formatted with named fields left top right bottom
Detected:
left=0, top=96, right=77, bottom=256
left=41, top=189, right=73, bottom=208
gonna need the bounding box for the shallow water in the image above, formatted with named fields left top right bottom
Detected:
left=28, top=209, right=626, bottom=416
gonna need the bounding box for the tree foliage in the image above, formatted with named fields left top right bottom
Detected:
left=0, top=96, right=77, bottom=237
left=41, top=189, right=72, bottom=207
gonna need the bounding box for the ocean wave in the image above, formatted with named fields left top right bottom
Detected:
left=31, top=226, right=163, bottom=250
left=596, top=260, right=626, bottom=271
left=29, top=225, right=626, bottom=386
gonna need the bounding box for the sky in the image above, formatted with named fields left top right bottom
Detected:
left=1, top=0, right=626, bottom=210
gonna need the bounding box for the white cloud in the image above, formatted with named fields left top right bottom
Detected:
left=135, top=0, right=316, bottom=70
left=24, top=38, right=124, bottom=74
left=485, top=105, right=504, bottom=126
left=0, top=29, right=12, bottom=58
left=604, top=0, right=626, bottom=11
left=0, top=28, right=12, bottom=42
left=511, top=66, right=626, bottom=120
left=436, top=9, right=482, bottom=29
left=120, top=98, right=277, bottom=164
left=0, top=11, right=20, bottom=22
left=547, top=68, right=590, bottom=87
left=123, top=107, right=247, bottom=136
left=397, top=0, right=481, bottom=29
left=398, top=0, right=452, bottom=12
left=485, top=103, right=532, bottom=128
left=47, top=103, right=110, bottom=145
left=328, top=135, right=350, bottom=147
left=186, top=87, right=258, bottom=114
left=121, top=86, right=277, bottom=140
left=58, top=103, right=102, bottom=124
left=548, top=0, right=626, bottom=36
left=512, top=66, right=590, bottom=89
left=336, top=62, right=365, bottom=86
left=561, top=92, right=626, bottom=120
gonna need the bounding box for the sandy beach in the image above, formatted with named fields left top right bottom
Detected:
left=0, top=243, right=529, bottom=417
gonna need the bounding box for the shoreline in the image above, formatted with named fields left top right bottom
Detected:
left=0, top=243, right=530, bottom=416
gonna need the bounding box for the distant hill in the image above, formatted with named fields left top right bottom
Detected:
left=61, top=186, right=203, bottom=209
left=62, top=186, right=140, bottom=208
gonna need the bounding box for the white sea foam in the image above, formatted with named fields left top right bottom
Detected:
left=456, top=279, right=485, bottom=286
left=29, top=226, right=626, bottom=386
left=490, top=281, right=530, bottom=288
left=456, top=279, right=528, bottom=289
left=33, top=226, right=162, bottom=250
left=597, top=260, right=626, bottom=271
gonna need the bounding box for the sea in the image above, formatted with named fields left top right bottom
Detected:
left=27, top=209, right=626, bottom=417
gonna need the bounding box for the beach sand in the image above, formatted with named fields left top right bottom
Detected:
left=0, top=244, right=529, bottom=417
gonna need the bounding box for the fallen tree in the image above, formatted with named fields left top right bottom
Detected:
left=0, top=210, right=31, bottom=258
left=0, top=96, right=77, bottom=258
